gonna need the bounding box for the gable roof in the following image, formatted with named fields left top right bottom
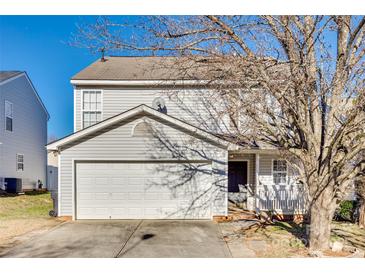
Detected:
left=0, top=71, right=50, bottom=120
left=0, top=71, right=23, bottom=83
left=47, top=104, right=229, bottom=151
left=72, top=56, right=210, bottom=81
left=71, top=56, right=290, bottom=88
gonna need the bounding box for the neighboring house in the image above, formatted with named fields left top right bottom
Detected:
left=47, top=57, right=305, bottom=220
left=0, top=71, right=49, bottom=190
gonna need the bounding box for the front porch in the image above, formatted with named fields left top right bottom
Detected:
left=227, top=151, right=307, bottom=215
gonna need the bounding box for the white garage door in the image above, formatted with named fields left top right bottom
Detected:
left=76, top=162, right=212, bottom=219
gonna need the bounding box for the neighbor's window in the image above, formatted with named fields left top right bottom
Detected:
left=273, top=160, right=287, bottom=184
left=16, top=154, right=24, bottom=171
left=5, top=100, right=13, bottom=132
left=82, top=91, right=102, bottom=128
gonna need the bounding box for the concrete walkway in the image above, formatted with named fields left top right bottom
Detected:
left=219, top=221, right=267, bottom=258
left=2, top=220, right=231, bottom=258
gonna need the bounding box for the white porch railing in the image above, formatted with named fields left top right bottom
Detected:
left=256, top=184, right=307, bottom=214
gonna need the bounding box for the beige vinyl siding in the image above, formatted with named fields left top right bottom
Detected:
left=0, top=75, right=47, bottom=189
left=59, top=113, right=228, bottom=217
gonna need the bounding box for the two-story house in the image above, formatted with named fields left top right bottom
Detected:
left=47, top=57, right=305, bottom=220
left=0, top=71, right=49, bottom=191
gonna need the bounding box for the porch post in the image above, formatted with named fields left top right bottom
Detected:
left=246, top=153, right=260, bottom=211
left=254, top=153, right=260, bottom=212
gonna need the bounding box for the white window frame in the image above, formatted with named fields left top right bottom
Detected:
left=272, top=159, right=288, bottom=185
left=5, top=100, right=13, bottom=132
left=81, top=90, right=103, bottom=129
left=16, top=154, right=24, bottom=171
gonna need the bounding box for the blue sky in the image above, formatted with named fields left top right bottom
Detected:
left=0, top=16, right=103, bottom=139
left=0, top=15, right=347, bottom=140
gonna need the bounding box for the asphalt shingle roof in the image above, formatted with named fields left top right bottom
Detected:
left=0, top=71, right=23, bottom=83
left=72, top=56, right=228, bottom=81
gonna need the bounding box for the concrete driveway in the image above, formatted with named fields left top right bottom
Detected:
left=2, top=220, right=231, bottom=258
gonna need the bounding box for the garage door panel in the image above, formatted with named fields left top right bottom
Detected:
left=79, top=192, right=94, bottom=200
left=144, top=192, right=160, bottom=200
left=128, top=208, right=143, bottom=217
left=95, top=193, right=109, bottom=200
left=111, top=192, right=128, bottom=200
left=111, top=207, right=128, bottom=216
left=78, top=207, right=109, bottom=219
left=95, top=177, right=109, bottom=185
left=78, top=177, right=95, bottom=185
left=76, top=162, right=212, bottom=219
left=128, top=192, right=144, bottom=200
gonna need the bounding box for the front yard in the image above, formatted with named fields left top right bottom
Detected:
left=220, top=219, right=365, bottom=258
left=0, top=191, right=64, bottom=255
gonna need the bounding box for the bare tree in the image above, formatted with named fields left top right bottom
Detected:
left=355, top=154, right=365, bottom=228
left=73, top=15, right=365, bottom=251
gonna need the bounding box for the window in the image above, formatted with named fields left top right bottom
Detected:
left=273, top=159, right=287, bottom=184
left=82, top=91, right=102, bottom=128
left=5, top=100, right=13, bottom=132
left=16, top=154, right=24, bottom=171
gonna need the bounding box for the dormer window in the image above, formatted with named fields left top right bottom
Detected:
left=82, top=90, right=102, bottom=128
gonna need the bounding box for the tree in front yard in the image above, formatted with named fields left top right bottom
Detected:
left=73, top=16, right=365, bottom=251
left=355, top=156, right=365, bottom=228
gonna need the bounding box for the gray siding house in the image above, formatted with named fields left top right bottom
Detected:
left=47, top=57, right=305, bottom=220
left=0, top=71, right=49, bottom=190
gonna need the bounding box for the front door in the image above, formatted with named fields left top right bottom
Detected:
left=228, top=161, right=248, bottom=192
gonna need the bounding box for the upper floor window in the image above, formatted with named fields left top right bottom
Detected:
left=5, top=100, right=13, bottom=132
left=16, top=154, right=24, bottom=171
left=273, top=159, right=287, bottom=184
left=82, top=91, right=102, bottom=128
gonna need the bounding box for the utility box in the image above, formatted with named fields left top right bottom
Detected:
left=5, top=178, right=22, bottom=193
left=49, top=191, right=58, bottom=217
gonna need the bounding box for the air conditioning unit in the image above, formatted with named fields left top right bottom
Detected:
left=0, top=177, right=5, bottom=191
left=4, top=178, right=22, bottom=193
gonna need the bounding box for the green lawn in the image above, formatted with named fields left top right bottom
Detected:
left=0, top=192, right=53, bottom=220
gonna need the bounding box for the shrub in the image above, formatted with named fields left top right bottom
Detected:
left=334, top=200, right=356, bottom=222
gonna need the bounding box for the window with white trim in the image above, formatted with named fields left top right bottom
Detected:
left=5, top=100, right=13, bottom=132
left=16, top=154, right=24, bottom=171
left=273, top=159, right=287, bottom=184
left=82, top=91, right=102, bottom=128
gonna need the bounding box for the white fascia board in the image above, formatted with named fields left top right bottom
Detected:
left=47, top=105, right=229, bottom=151
left=70, top=79, right=215, bottom=86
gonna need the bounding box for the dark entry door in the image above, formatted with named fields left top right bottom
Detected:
left=228, top=161, right=248, bottom=192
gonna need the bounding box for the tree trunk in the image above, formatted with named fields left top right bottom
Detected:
left=308, top=195, right=336, bottom=251
left=359, top=199, right=365, bottom=229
